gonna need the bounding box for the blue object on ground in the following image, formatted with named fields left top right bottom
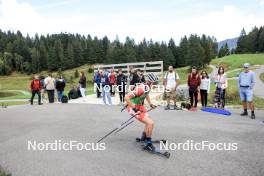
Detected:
left=201, top=107, right=232, bottom=116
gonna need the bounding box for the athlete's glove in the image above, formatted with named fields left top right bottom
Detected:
left=150, top=104, right=157, bottom=109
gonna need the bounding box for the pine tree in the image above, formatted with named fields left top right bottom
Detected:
left=178, top=36, right=189, bottom=67
left=187, top=35, right=205, bottom=69
left=218, top=43, right=230, bottom=58
left=258, top=27, right=264, bottom=52
left=31, top=47, right=41, bottom=73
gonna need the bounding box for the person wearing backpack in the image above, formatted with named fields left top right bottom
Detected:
left=163, top=66, right=180, bottom=110
left=30, top=75, right=42, bottom=105
left=187, top=66, right=201, bottom=111
left=55, top=75, right=66, bottom=102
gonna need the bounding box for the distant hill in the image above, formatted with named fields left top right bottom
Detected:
left=218, top=37, right=238, bottom=51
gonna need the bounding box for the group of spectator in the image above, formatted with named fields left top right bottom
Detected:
left=163, top=65, right=228, bottom=111
left=30, top=71, right=87, bottom=105
left=30, top=62, right=256, bottom=119
left=93, top=66, right=146, bottom=105
left=163, top=63, right=256, bottom=118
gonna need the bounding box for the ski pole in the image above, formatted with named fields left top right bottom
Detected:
left=96, top=111, right=143, bottom=143
left=97, top=127, right=119, bottom=143
left=120, top=104, right=128, bottom=112
left=96, top=106, right=158, bottom=143
left=114, top=120, right=135, bottom=134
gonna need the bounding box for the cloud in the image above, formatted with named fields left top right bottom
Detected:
left=0, top=0, right=263, bottom=43
left=257, top=0, right=264, bottom=5
left=34, top=0, right=80, bottom=10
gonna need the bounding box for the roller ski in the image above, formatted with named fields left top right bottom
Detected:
left=141, top=143, right=171, bottom=158
left=136, top=137, right=167, bottom=144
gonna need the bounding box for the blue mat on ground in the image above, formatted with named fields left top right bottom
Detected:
left=201, top=107, right=232, bottom=116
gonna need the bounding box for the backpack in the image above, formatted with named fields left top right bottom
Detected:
left=164, top=71, right=178, bottom=81
left=61, top=95, right=68, bottom=103
left=32, top=80, right=40, bottom=90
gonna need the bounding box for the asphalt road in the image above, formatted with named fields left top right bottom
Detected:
left=254, top=66, right=264, bottom=99
left=0, top=104, right=264, bottom=176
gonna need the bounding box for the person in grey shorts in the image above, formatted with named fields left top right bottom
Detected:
left=238, top=63, right=256, bottom=119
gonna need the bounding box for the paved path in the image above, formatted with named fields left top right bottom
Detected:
left=254, top=65, right=264, bottom=98
left=0, top=104, right=264, bottom=176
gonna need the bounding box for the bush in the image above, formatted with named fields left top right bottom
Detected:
left=74, top=70, right=79, bottom=78
left=0, top=166, right=11, bottom=176
left=88, top=67, right=94, bottom=73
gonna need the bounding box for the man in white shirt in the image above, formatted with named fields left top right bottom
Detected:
left=163, top=66, right=180, bottom=110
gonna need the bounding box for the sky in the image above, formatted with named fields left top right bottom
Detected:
left=0, top=0, right=264, bottom=43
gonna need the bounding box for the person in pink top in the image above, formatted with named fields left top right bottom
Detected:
left=109, top=68, right=116, bottom=96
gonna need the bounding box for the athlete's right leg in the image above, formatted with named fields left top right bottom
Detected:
left=140, top=116, right=154, bottom=138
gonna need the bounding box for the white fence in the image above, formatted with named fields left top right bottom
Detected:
left=94, top=61, right=163, bottom=78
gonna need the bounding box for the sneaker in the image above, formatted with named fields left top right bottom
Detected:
left=240, top=111, right=248, bottom=116
left=143, top=143, right=156, bottom=152
left=251, top=113, right=256, bottom=119
left=164, top=105, right=170, bottom=110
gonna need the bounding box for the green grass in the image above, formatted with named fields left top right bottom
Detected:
left=211, top=54, right=264, bottom=71
left=260, top=72, right=264, bottom=83
left=0, top=91, right=29, bottom=100
left=226, top=68, right=243, bottom=78
left=0, top=166, right=11, bottom=176
left=1, top=101, right=29, bottom=106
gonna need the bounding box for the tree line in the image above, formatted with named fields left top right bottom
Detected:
left=236, top=26, right=264, bottom=54
left=0, top=29, right=218, bottom=75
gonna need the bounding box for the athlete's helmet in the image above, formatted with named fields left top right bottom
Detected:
left=146, top=73, right=159, bottom=83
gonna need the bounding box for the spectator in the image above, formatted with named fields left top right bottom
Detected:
left=94, top=70, right=101, bottom=98
left=116, top=68, right=127, bottom=105
left=30, top=75, right=42, bottom=105
left=214, top=66, right=228, bottom=109
left=137, top=69, right=145, bottom=84
left=200, top=71, right=210, bottom=107
left=163, top=66, right=180, bottom=110
left=187, top=66, right=201, bottom=111
left=79, top=71, right=86, bottom=97
left=238, top=63, right=256, bottom=119
left=109, top=68, right=116, bottom=96
left=44, top=73, right=56, bottom=103
left=129, top=68, right=140, bottom=91
left=56, top=75, right=66, bottom=102
left=68, top=86, right=80, bottom=100
left=39, top=75, right=47, bottom=104
left=101, top=70, right=112, bottom=105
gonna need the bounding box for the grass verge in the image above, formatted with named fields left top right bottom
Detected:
left=211, top=54, right=264, bottom=71
left=260, top=72, right=264, bottom=83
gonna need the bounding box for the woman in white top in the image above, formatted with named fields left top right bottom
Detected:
left=200, top=71, right=210, bottom=107
left=214, top=66, right=228, bottom=109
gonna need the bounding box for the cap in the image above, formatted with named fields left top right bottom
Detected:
left=243, top=63, right=250, bottom=68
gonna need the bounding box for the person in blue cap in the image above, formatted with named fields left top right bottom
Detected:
left=238, top=63, right=256, bottom=119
